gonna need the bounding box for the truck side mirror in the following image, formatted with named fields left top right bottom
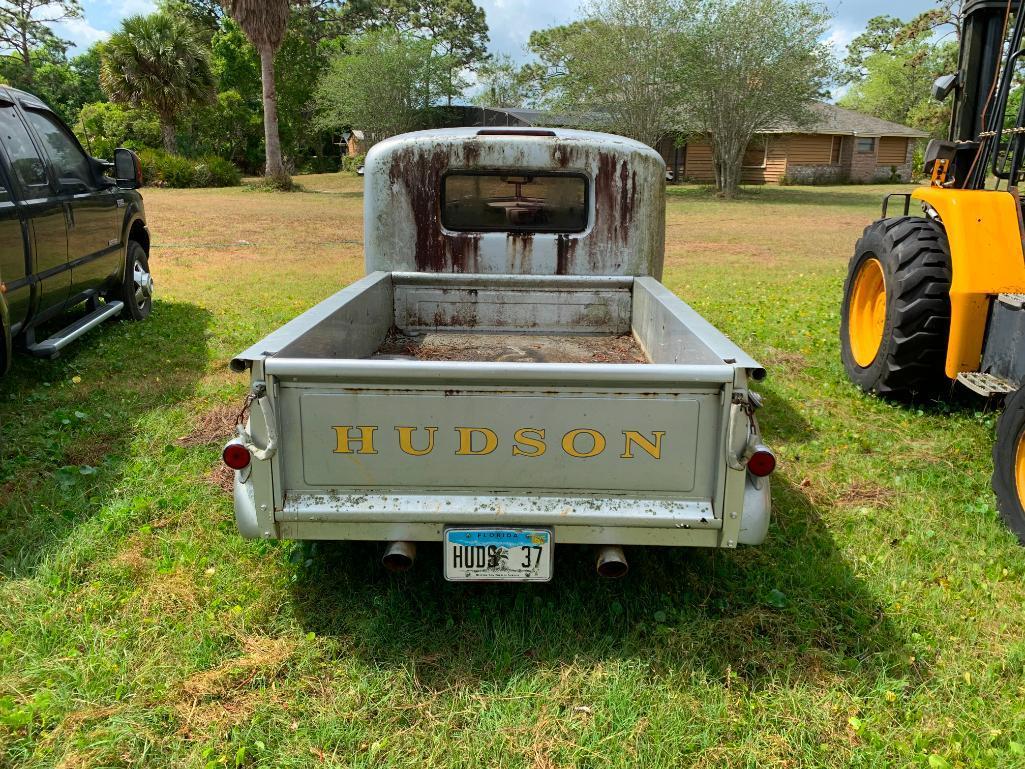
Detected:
left=113, top=148, right=143, bottom=189
left=933, top=73, right=958, bottom=101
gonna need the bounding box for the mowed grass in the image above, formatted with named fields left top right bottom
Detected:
left=2, top=176, right=1025, bottom=768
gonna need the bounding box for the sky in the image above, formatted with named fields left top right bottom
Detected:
left=60, top=0, right=941, bottom=62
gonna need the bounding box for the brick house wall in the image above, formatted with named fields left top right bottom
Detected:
left=846, top=137, right=915, bottom=183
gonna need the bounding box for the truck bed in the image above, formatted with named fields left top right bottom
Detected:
left=229, top=271, right=766, bottom=548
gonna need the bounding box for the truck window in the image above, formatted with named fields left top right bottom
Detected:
left=23, top=109, right=94, bottom=190
left=0, top=104, right=49, bottom=195
left=442, top=172, right=588, bottom=233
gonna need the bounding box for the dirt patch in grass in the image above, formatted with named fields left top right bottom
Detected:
left=760, top=347, right=810, bottom=378
left=178, top=403, right=238, bottom=447
left=176, top=636, right=297, bottom=737
left=836, top=481, right=897, bottom=508
left=109, top=537, right=151, bottom=575
left=139, top=570, right=202, bottom=617
left=62, top=435, right=116, bottom=467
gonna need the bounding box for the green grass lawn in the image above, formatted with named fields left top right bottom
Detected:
left=2, top=178, right=1024, bottom=768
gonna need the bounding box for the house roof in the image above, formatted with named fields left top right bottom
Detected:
left=476, top=102, right=929, bottom=139
left=765, top=102, right=930, bottom=138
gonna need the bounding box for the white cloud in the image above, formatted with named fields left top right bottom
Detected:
left=825, top=23, right=857, bottom=56
left=53, top=17, right=110, bottom=48
left=476, top=0, right=578, bottom=61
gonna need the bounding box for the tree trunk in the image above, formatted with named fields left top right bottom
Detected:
left=259, top=46, right=289, bottom=185
left=713, top=139, right=744, bottom=199
left=19, top=25, right=32, bottom=86
left=160, top=119, right=177, bottom=154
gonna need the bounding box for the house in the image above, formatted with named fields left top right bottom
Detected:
left=341, top=129, right=366, bottom=157
left=655, top=103, right=929, bottom=185
left=346, top=102, right=928, bottom=185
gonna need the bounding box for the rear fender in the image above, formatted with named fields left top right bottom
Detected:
left=911, top=187, right=1025, bottom=377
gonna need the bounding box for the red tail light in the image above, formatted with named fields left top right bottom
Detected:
left=747, top=446, right=776, bottom=477
left=222, top=443, right=251, bottom=470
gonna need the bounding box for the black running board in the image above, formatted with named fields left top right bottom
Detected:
left=26, top=301, right=124, bottom=358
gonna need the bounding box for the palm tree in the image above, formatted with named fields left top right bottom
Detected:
left=224, top=0, right=291, bottom=185
left=100, top=13, right=215, bottom=153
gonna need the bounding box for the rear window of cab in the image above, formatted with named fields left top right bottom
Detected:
left=442, top=171, right=588, bottom=233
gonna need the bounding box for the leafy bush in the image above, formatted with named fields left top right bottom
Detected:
left=136, top=149, right=241, bottom=188
left=76, top=102, right=162, bottom=159
left=342, top=153, right=365, bottom=173
left=182, top=89, right=264, bottom=171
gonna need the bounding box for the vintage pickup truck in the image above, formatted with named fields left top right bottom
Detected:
left=224, top=128, right=774, bottom=581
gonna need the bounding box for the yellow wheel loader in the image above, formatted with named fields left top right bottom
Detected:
left=840, top=0, right=1025, bottom=542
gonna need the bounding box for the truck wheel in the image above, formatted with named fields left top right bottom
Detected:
left=119, top=240, right=153, bottom=320
left=993, top=386, right=1025, bottom=544
left=840, top=216, right=952, bottom=398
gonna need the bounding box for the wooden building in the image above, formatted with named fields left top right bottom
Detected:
left=654, top=103, right=928, bottom=185
left=346, top=102, right=927, bottom=185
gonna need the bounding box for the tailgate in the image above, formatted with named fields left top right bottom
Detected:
left=268, top=360, right=733, bottom=506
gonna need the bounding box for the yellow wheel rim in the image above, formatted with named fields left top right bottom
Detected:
left=849, top=257, right=887, bottom=368
left=1015, top=429, right=1025, bottom=510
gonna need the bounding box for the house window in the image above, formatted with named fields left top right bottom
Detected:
left=830, top=136, right=842, bottom=165
left=742, top=140, right=767, bottom=169
left=857, top=137, right=877, bottom=154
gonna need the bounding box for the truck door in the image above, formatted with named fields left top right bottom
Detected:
left=0, top=163, right=29, bottom=331
left=0, top=99, right=69, bottom=315
left=23, top=107, right=120, bottom=297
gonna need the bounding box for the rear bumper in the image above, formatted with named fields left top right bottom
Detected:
left=232, top=475, right=770, bottom=548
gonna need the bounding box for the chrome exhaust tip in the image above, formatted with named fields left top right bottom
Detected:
left=595, top=545, right=628, bottom=579
left=382, top=541, right=417, bottom=572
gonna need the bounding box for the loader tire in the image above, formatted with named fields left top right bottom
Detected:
left=992, top=385, right=1025, bottom=545
left=840, top=216, right=952, bottom=398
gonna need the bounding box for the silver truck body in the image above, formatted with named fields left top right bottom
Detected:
left=228, top=128, right=770, bottom=560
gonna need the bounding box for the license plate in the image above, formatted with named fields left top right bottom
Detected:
left=444, top=528, right=553, bottom=582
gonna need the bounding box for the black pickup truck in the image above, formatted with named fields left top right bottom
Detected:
left=0, top=86, right=151, bottom=377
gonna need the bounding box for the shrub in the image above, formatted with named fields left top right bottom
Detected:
left=342, top=153, right=365, bottom=173
left=76, top=102, right=162, bottom=159
left=137, top=149, right=242, bottom=188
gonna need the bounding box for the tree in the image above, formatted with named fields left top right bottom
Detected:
left=840, top=41, right=957, bottom=138
left=528, top=0, right=688, bottom=148
left=839, top=7, right=961, bottom=139
left=210, top=14, right=341, bottom=173
left=100, top=13, right=215, bottom=153
left=677, top=0, right=833, bottom=197
left=842, top=15, right=905, bottom=83
left=0, top=0, right=80, bottom=85
left=470, top=54, right=532, bottom=108
left=223, top=0, right=292, bottom=185
left=901, top=0, right=967, bottom=44
left=357, top=0, right=488, bottom=104
left=315, top=29, right=457, bottom=146
left=0, top=36, right=101, bottom=122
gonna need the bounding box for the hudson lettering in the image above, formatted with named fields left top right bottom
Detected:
left=455, top=427, right=499, bottom=455
left=395, top=426, right=437, bottom=456
left=330, top=426, right=665, bottom=459
left=332, top=425, right=378, bottom=454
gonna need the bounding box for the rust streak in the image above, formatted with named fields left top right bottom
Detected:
left=388, top=147, right=449, bottom=272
